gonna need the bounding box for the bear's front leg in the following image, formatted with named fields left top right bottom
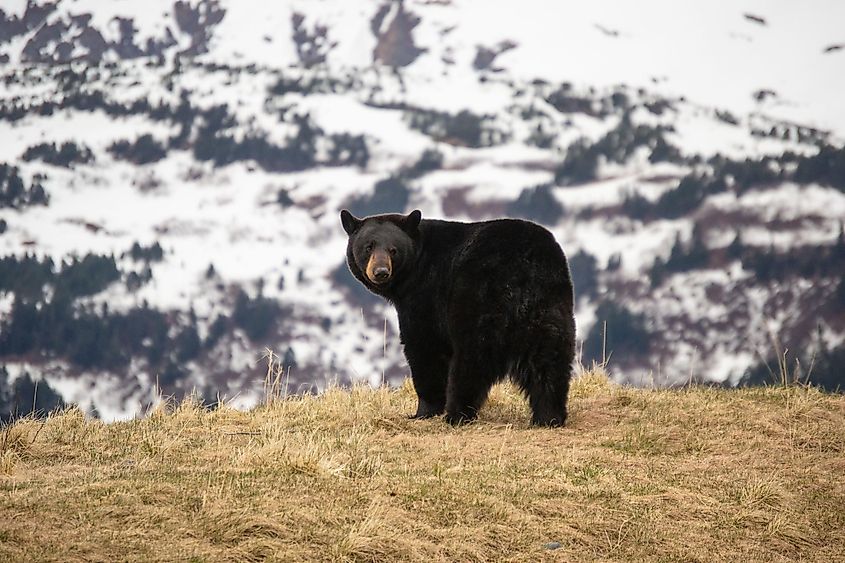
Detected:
left=444, top=351, right=499, bottom=426
left=403, top=344, right=449, bottom=419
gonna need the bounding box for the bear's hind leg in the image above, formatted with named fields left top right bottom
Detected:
left=517, top=339, right=574, bottom=427
left=527, top=373, right=570, bottom=427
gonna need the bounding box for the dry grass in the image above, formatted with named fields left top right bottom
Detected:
left=1, top=369, right=844, bottom=562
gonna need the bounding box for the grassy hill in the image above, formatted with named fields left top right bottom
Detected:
left=1, top=370, right=844, bottom=562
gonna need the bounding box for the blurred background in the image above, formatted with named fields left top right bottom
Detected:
left=1, top=0, right=843, bottom=421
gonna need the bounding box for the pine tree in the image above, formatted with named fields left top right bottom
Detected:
left=727, top=232, right=744, bottom=260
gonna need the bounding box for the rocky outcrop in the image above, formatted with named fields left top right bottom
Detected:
left=371, top=1, right=425, bottom=68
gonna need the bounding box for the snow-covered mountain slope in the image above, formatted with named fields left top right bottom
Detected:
left=1, top=0, right=844, bottom=420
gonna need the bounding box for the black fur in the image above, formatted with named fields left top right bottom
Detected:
left=341, top=209, right=576, bottom=427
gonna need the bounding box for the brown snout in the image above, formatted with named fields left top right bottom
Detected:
left=366, top=250, right=393, bottom=284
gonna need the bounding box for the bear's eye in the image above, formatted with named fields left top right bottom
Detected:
left=388, top=247, right=397, bottom=256
left=364, top=242, right=374, bottom=253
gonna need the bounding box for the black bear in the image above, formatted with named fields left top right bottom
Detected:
left=340, top=209, right=576, bottom=426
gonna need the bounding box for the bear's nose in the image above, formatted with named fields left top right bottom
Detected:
left=373, top=267, right=390, bottom=282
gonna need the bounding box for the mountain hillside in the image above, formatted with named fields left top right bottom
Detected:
left=1, top=0, right=844, bottom=419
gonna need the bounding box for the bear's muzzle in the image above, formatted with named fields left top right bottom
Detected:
left=366, top=250, right=393, bottom=284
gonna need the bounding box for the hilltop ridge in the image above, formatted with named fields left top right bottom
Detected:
left=2, top=371, right=844, bottom=561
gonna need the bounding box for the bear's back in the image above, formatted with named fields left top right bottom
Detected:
left=419, top=218, right=564, bottom=268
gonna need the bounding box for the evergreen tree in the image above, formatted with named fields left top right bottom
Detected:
left=727, top=232, right=744, bottom=260
left=347, top=176, right=410, bottom=216
left=649, top=256, right=667, bottom=288
left=2, top=372, right=65, bottom=421
left=508, top=184, right=565, bottom=225
left=835, top=222, right=845, bottom=260
left=606, top=253, right=622, bottom=272
left=568, top=250, right=599, bottom=298
left=583, top=301, right=652, bottom=364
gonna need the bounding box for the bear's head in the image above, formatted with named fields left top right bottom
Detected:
left=340, top=209, right=422, bottom=294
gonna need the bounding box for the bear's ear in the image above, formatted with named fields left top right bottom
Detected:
left=402, top=209, right=422, bottom=233
left=340, top=209, right=362, bottom=235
